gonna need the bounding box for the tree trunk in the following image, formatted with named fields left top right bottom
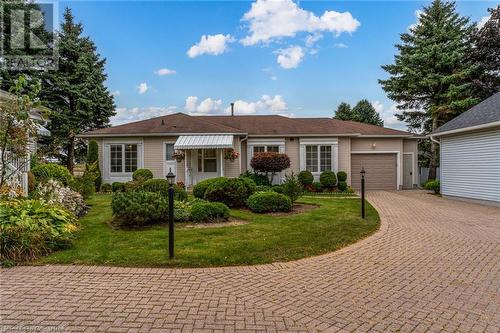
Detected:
left=428, top=117, right=439, bottom=180
left=66, top=133, right=75, bottom=174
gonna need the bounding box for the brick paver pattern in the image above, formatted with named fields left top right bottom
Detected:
left=1, top=191, right=499, bottom=332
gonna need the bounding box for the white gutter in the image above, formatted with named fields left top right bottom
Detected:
left=431, top=121, right=500, bottom=137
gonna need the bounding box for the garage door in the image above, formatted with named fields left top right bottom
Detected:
left=351, top=154, right=397, bottom=190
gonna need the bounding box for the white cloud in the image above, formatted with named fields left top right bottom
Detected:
left=305, top=33, right=323, bottom=47
left=334, top=43, right=347, bottom=48
left=271, top=76, right=278, bottom=81
left=226, top=95, right=288, bottom=115
left=187, top=34, right=234, bottom=58
left=241, top=0, right=360, bottom=46
left=408, top=9, right=423, bottom=31
left=111, top=90, right=120, bottom=97
left=155, top=68, right=176, bottom=76
left=477, top=15, right=490, bottom=29
left=276, top=46, right=304, bottom=69
left=111, top=106, right=177, bottom=125
left=137, top=83, right=149, bottom=94
left=371, top=100, right=407, bottom=130
left=184, top=96, right=222, bottom=114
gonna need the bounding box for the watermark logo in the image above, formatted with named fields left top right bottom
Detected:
left=0, top=0, right=58, bottom=70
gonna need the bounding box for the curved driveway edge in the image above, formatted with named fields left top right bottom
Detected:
left=1, top=190, right=499, bottom=332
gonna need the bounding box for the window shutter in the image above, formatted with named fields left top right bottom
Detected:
left=299, top=144, right=305, bottom=171
left=247, top=146, right=254, bottom=171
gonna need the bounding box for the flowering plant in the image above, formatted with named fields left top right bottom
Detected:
left=172, top=150, right=185, bottom=162
left=35, top=179, right=88, bottom=217
left=223, top=148, right=239, bottom=161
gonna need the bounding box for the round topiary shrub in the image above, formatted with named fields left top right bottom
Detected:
left=132, top=168, right=153, bottom=182
left=297, top=170, right=314, bottom=185
left=138, top=178, right=188, bottom=201
left=100, top=183, right=112, bottom=193
left=337, top=181, right=348, bottom=192
left=337, top=171, right=347, bottom=182
left=111, top=191, right=168, bottom=227
left=191, top=201, right=230, bottom=223
left=205, top=178, right=250, bottom=207
left=247, top=192, right=292, bottom=213
left=32, top=164, right=73, bottom=185
left=112, top=182, right=125, bottom=192
left=193, top=177, right=225, bottom=199
left=319, top=171, right=337, bottom=188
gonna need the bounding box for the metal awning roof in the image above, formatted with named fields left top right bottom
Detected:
left=174, top=135, right=233, bottom=149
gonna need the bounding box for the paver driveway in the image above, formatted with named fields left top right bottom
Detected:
left=1, top=191, right=499, bottom=333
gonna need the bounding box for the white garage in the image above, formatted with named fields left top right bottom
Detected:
left=431, top=92, right=500, bottom=205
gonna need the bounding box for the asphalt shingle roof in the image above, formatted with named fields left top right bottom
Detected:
left=433, top=92, right=500, bottom=135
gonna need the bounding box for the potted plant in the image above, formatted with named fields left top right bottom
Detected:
left=172, top=150, right=185, bottom=162
left=224, top=148, right=239, bottom=161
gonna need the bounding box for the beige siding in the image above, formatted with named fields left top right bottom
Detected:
left=351, top=138, right=403, bottom=152
left=143, top=136, right=178, bottom=179
left=285, top=137, right=300, bottom=174
left=403, top=139, right=418, bottom=186
left=338, top=137, right=351, bottom=185
left=224, top=136, right=242, bottom=178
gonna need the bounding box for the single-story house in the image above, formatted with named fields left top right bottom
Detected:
left=431, top=92, right=500, bottom=205
left=79, top=113, right=419, bottom=190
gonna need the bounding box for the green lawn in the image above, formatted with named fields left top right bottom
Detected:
left=36, top=194, right=380, bottom=268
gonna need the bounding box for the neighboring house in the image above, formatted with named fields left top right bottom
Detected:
left=0, top=89, right=51, bottom=195
left=431, top=92, right=500, bottom=205
left=79, top=113, right=419, bottom=190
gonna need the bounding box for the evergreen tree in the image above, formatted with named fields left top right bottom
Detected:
left=351, top=99, right=384, bottom=126
left=379, top=0, right=478, bottom=180
left=471, top=6, right=500, bottom=99
left=334, top=102, right=353, bottom=120
left=41, top=8, right=115, bottom=173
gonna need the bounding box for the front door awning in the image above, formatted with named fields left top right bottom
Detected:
left=174, top=135, right=233, bottom=150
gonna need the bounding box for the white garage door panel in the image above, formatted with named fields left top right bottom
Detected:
left=441, top=129, right=500, bottom=203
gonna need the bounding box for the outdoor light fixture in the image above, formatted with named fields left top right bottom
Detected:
left=360, top=168, right=366, bottom=219
left=166, top=168, right=175, bottom=258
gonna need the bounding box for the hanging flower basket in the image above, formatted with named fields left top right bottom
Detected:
left=224, top=148, right=239, bottom=161
left=172, top=150, right=185, bottom=162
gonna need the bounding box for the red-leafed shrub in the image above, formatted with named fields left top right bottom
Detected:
left=250, top=152, right=290, bottom=183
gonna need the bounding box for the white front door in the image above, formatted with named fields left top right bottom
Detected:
left=164, top=143, right=177, bottom=180
left=192, top=149, right=218, bottom=184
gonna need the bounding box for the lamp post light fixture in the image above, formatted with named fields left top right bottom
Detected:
left=166, top=168, right=175, bottom=259
left=360, top=168, right=366, bottom=219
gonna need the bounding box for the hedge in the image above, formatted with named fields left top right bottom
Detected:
left=132, top=169, right=153, bottom=182
left=111, top=191, right=168, bottom=227
left=193, top=177, right=224, bottom=199
left=31, top=164, right=73, bottom=186
left=247, top=191, right=292, bottom=213
left=191, top=202, right=230, bottom=223
left=205, top=178, right=251, bottom=207
left=319, top=171, right=337, bottom=188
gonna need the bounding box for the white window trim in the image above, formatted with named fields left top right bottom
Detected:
left=163, top=140, right=177, bottom=180
left=103, top=139, right=144, bottom=181
left=299, top=138, right=338, bottom=176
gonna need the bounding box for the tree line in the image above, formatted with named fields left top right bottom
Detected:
left=1, top=3, right=115, bottom=174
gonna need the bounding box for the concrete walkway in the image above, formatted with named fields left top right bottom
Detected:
left=1, top=191, right=499, bottom=332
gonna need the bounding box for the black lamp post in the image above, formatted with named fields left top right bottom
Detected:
left=360, top=168, right=366, bottom=219
left=166, top=168, right=175, bottom=259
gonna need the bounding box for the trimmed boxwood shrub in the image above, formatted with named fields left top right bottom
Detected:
left=312, top=182, right=323, bottom=192
left=191, top=202, right=230, bottom=223
left=132, top=168, right=153, bottom=182
left=298, top=170, right=314, bottom=185
left=112, top=182, right=125, bottom=192
left=205, top=178, right=250, bottom=207
left=111, top=191, right=168, bottom=227
left=240, top=171, right=271, bottom=186
left=320, top=171, right=337, bottom=188
left=337, top=181, right=348, bottom=192
left=239, top=176, right=257, bottom=197
left=247, top=192, right=292, bottom=213
left=138, top=178, right=188, bottom=201
left=337, top=171, right=347, bottom=182
left=32, top=164, right=73, bottom=186
left=255, top=185, right=272, bottom=192
left=193, top=177, right=224, bottom=199
left=425, top=180, right=440, bottom=194
left=100, top=183, right=112, bottom=193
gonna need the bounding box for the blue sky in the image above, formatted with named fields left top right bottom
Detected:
left=59, top=0, right=494, bottom=129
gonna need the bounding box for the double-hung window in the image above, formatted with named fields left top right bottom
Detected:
left=253, top=145, right=279, bottom=156
left=110, top=144, right=138, bottom=173
left=305, top=145, right=333, bottom=173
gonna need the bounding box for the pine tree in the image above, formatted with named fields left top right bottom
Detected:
left=351, top=99, right=384, bottom=126
left=379, top=0, right=479, bottom=180
left=334, top=102, right=353, bottom=120
left=40, top=8, right=115, bottom=173
left=471, top=6, right=500, bottom=99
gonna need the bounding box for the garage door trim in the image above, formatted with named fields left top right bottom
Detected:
left=351, top=151, right=400, bottom=189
